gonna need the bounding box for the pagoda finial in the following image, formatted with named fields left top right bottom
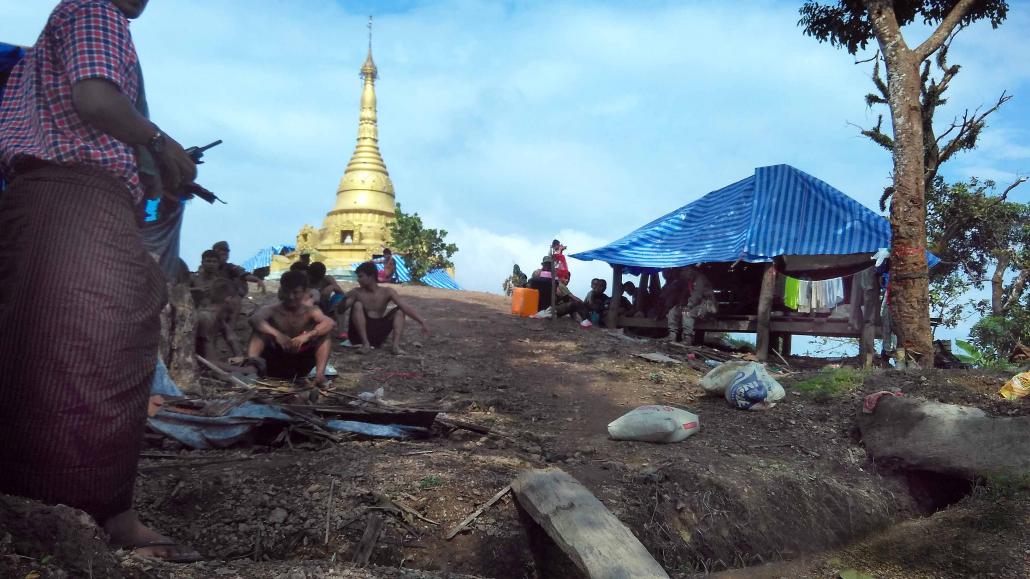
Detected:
left=361, top=16, right=377, bottom=81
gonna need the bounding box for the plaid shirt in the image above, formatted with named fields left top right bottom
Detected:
left=0, top=0, right=143, bottom=201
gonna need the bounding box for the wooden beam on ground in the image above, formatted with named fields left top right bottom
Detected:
left=755, top=264, right=777, bottom=362
left=608, top=265, right=623, bottom=329
left=352, top=513, right=385, bottom=566
left=511, top=468, right=669, bottom=579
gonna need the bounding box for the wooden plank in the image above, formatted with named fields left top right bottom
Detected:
left=352, top=513, right=384, bottom=566
left=445, top=484, right=511, bottom=540
left=512, top=468, right=669, bottom=579
left=607, top=265, right=623, bottom=329
left=755, top=264, right=777, bottom=362
left=617, top=316, right=667, bottom=329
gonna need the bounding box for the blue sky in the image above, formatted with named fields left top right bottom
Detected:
left=4, top=0, right=1030, bottom=348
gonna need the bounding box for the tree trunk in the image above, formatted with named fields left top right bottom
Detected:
left=160, top=282, right=197, bottom=390
left=869, top=0, right=934, bottom=366
left=991, top=254, right=1010, bottom=316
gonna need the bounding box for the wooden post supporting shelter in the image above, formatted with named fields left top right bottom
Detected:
left=755, top=263, right=777, bottom=362
left=607, top=265, right=623, bottom=329
left=512, top=468, right=670, bottom=579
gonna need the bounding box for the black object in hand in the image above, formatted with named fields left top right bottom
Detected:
left=185, top=139, right=222, bottom=164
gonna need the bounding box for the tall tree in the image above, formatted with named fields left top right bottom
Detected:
left=388, top=203, right=459, bottom=282
left=799, top=0, right=1009, bottom=365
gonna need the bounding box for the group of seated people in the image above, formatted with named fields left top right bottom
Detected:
left=189, top=244, right=429, bottom=387
left=520, top=255, right=717, bottom=344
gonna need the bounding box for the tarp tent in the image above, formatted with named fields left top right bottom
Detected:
left=572, top=164, right=927, bottom=278
left=366, top=255, right=461, bottom=290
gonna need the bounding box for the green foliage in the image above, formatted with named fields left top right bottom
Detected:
left=419, top=475, right=442, bottom=490
left=927, top=177, right=1030, bottom=283
left=725, top=336, right=756, bottom=353
left=929, top=272, right=971, bottom=335
left=792, top=367, right=867, bottom=399
left=798, top=1, right=1009, bottom=56
left=970, top=309, right=1030, bottom=363
left=388, top=203, right=458, bottom=282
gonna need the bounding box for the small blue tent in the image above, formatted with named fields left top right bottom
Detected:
left=572, top=164, right=933, bottom=278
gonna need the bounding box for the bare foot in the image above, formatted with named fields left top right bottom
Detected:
left=388, top=343, right=407, bottom=356
left=104, top=510, right=202, bottom=563
left=356, top=345, right=373, bottom=355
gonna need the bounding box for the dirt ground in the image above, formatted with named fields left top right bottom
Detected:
left=3, top=284, right=1029, bottom=578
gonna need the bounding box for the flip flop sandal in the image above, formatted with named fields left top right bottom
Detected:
left=122, top=540, right=204, bottom=563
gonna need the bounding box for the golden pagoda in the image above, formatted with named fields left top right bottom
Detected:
left=271, top=39, right=395, bottom=278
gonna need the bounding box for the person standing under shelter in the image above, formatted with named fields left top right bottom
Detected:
left=551, top=239, right=571, bottom=284
left=0, top=0, right=200, bottom=561
left=667, top=266, right=717, bottom=345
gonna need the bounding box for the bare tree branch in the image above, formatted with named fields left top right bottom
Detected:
left=997, top=175, right=1028, bottom=202
left=914, top=0, right=977, bottom=62
left=1003, top=268, right=1030, bottom=312
left=937, top=92, right=1012, bottom=168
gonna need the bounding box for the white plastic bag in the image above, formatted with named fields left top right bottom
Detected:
left=607, top=405, right=700, bottom=443
left=700, top=360, right=753, bottom=395
left=723, top=363, right=785, bottom=410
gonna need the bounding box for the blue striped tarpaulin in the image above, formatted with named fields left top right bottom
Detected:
left=572, top=165, right=895, bottom=273
left=241, top=245, right=295, bottom=272
left=372, top=255, right=461, bottom=290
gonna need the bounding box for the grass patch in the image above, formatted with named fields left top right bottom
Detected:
left=419, top=475, right=443, bottom=490
left=792, top=367, right=867, bottom=401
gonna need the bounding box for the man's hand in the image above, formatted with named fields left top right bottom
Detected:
left=227, top=356, right=245, bottom=365
left=420, top=321, right=431, bottom=337
left=154, top=135, right=197, bottom=193
left=274, top=333, right=292, bottom=351
left=289, top=332, right=310, bottom=351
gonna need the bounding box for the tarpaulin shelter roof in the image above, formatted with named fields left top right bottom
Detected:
left=0, top=43, right=25, bottom=72
left=572, top=164, right=915, bottom=275
left=241, top=245, right=295, bottom=272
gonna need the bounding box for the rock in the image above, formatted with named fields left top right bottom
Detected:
left=268, top=507, right=289, bottom=524
left=858, top=396, right=1030, bottom=479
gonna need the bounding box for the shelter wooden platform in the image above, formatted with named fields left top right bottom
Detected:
left=607, top=263, right=884, bottom=365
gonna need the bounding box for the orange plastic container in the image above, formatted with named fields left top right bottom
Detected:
left=511, top=287, right=540, bottom=317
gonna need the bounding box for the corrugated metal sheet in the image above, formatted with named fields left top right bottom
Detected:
left=572, top=165, right=893, bottom=272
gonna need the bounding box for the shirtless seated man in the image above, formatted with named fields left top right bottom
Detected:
left=247, top=271, right=335, bottom=384
left=345, top=261, right=430, bottom=355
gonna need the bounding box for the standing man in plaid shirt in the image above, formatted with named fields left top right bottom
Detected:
left=0, top=0, right=201, bottom=562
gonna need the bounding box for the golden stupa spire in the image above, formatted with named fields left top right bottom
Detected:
left=327, top=15, right=395, bottom=220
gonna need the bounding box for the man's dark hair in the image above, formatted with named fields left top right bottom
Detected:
left=212, top=241, right=229, bottom=251
left=383, top=248, right=392, bottom=256
left=355, top=261, right=378, bottom=279
left=201, top=249, right=219, bottom=261
left=290, top=261, right=309, bottom=272
left=210, top=278, right=237, bottom=304
left=622, top=281, right=636, bottom=293
left=309, top=261, right=327, bottom=281
left=280, top=270, right=309, bottom=292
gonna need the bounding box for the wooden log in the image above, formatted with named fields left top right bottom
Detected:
left=512, top=468, right=669, bottom=579
left=858, top=397, right=1030, bottom=480
left=860, top=268, right=879, bottom=368
left=161, top=282, right=197, bottom=389
left=352, top=513, right=385, bottom=566
left=755, top=264, right=777, bottom=362
left=607, top=265, right=623, bottom=329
